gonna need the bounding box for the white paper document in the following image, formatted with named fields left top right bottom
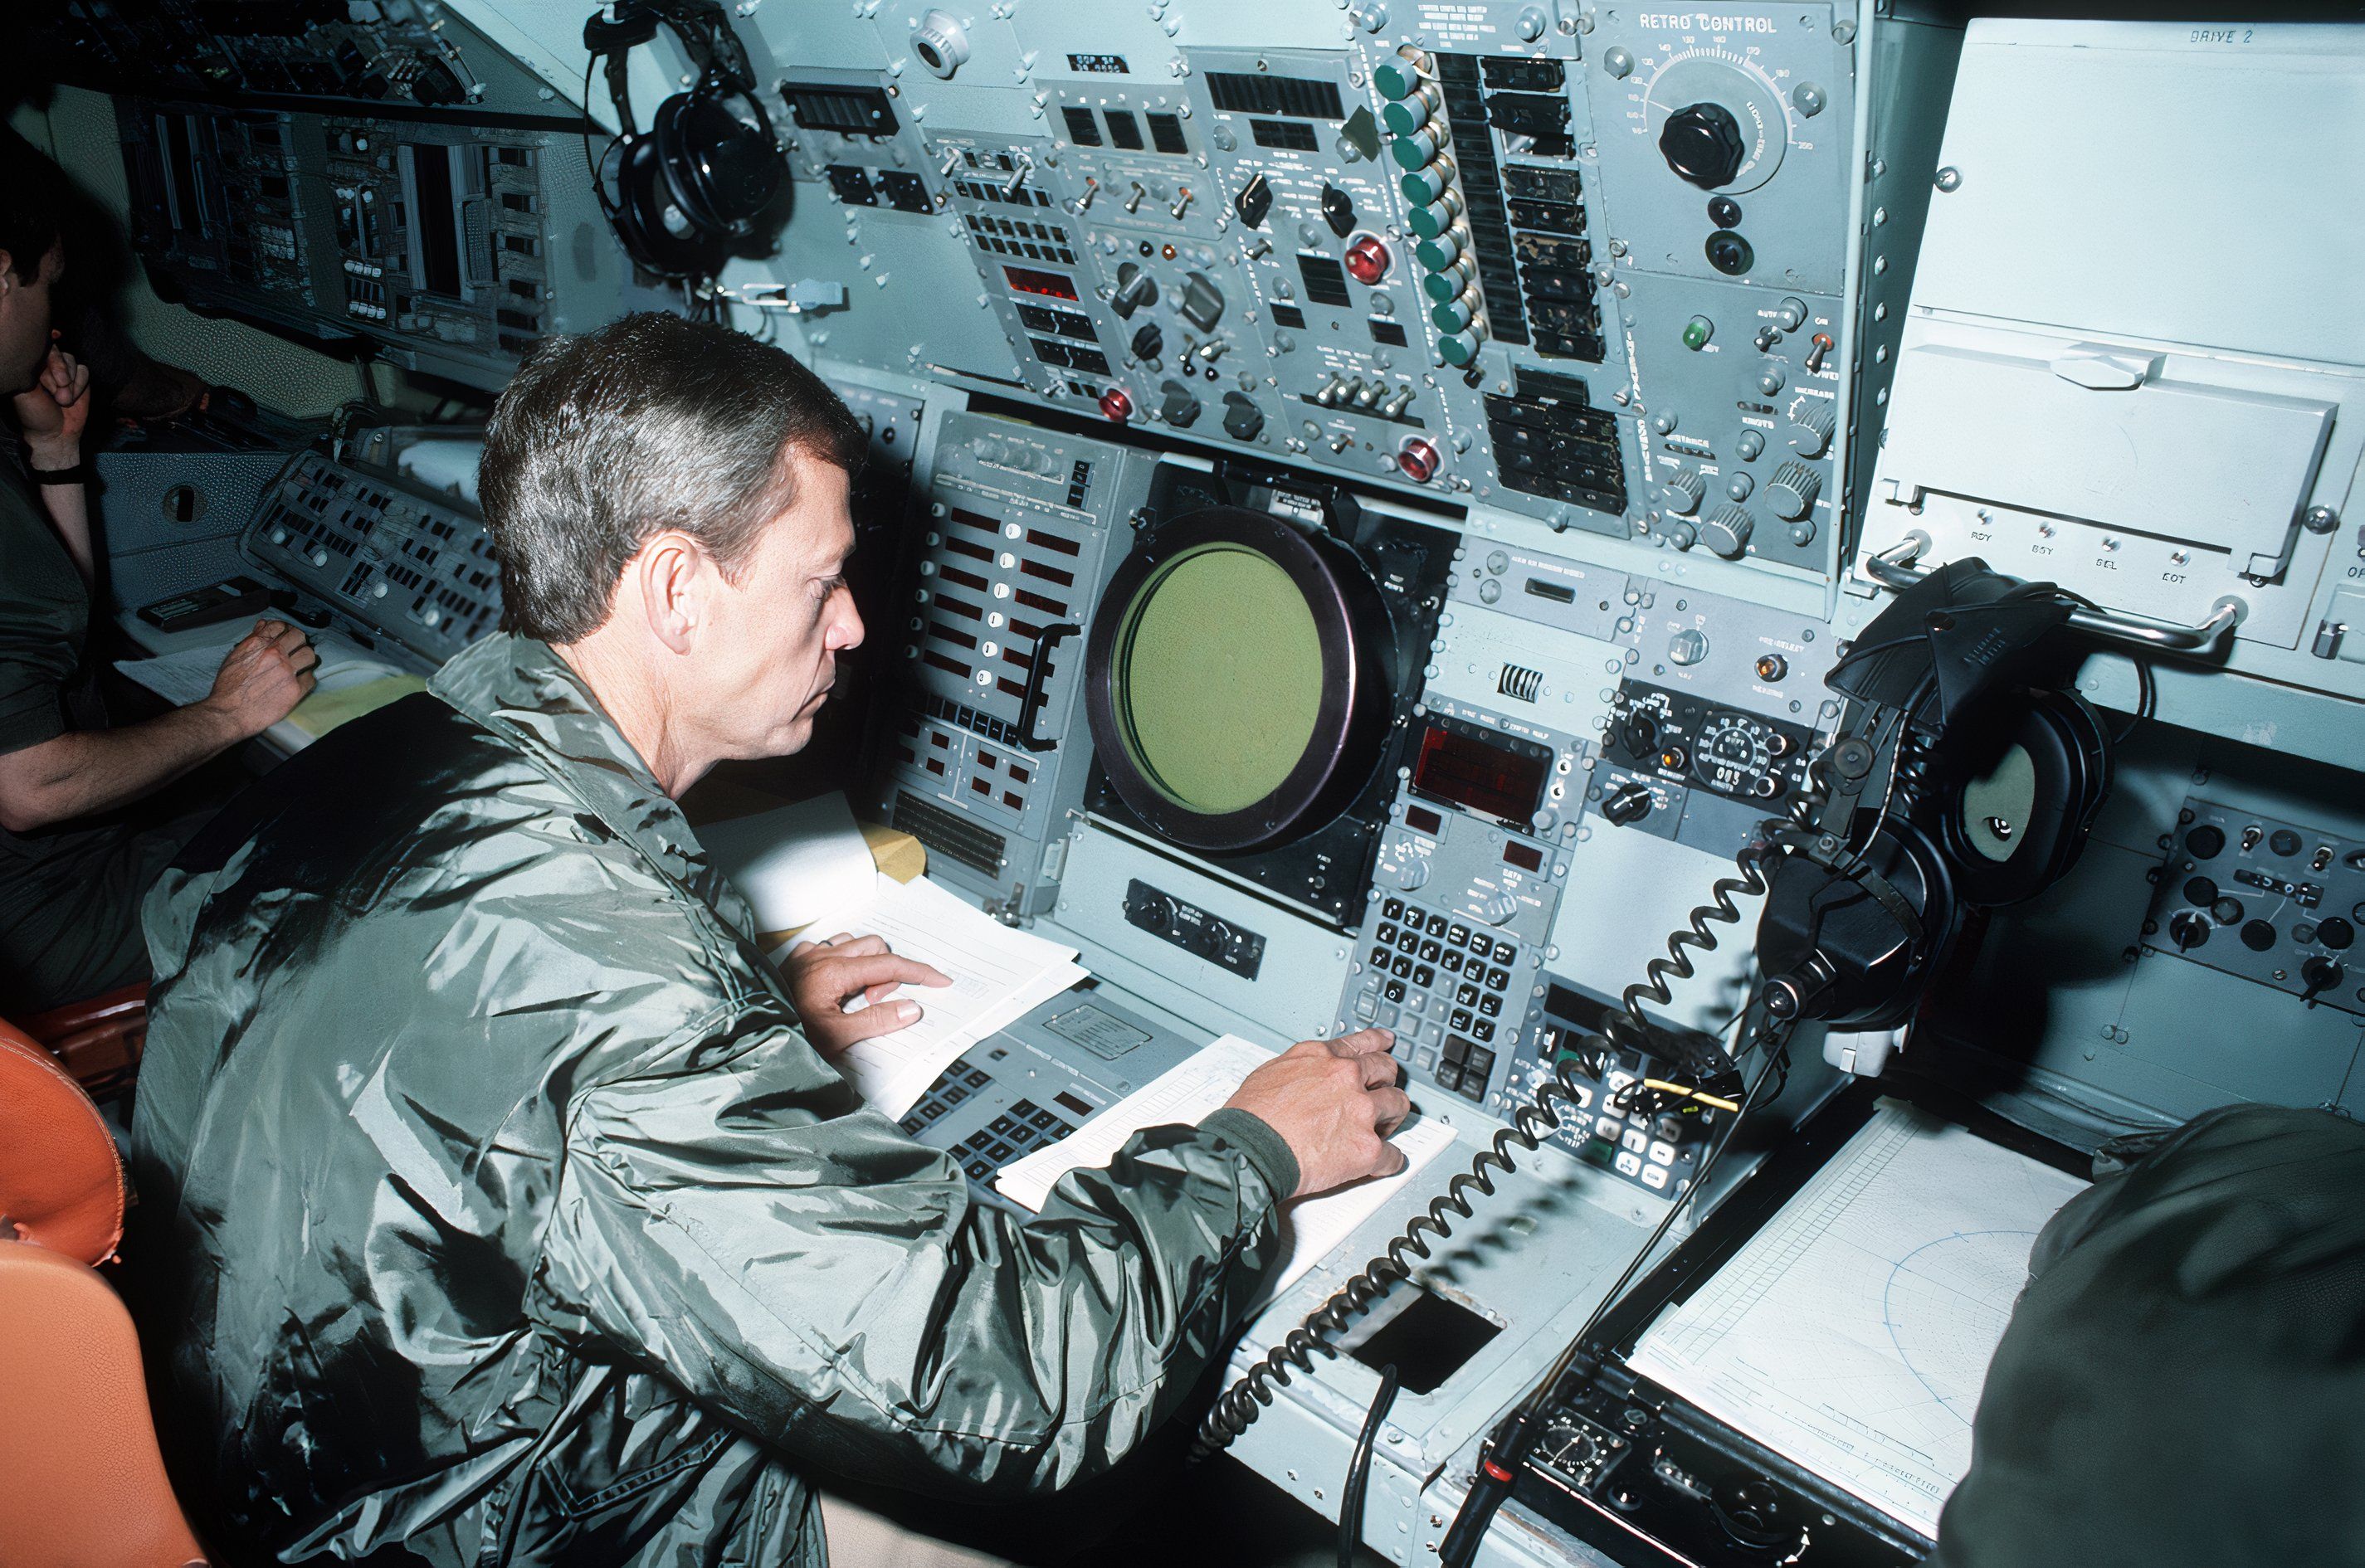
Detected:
left=701, top=792, right=879, bottom=934
left=1627, top=1098, right=2086, bottom=1540
left=788, top=874, right=1087, bottom=1119
left=115, top=631, right=417, bottom=752
left=996, top=1034, right=1458, bottom=1303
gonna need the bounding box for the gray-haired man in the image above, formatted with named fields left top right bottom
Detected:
left=130, top=313, right=1407, bottom=1566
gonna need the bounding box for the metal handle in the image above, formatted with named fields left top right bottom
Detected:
left=1862, top=533, right=2246, bottom=653
left=1015, top=623, right=1081, bottom=753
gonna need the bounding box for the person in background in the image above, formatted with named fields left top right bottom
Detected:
left=0, top=142, right=315, bottom=1015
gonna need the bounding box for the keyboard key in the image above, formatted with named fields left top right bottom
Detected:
left=944, top=1083, right=969, bottom=1105
left=1595, top=1115, right=1621, bottom=1140
left=1030, top=1110, right=1059, bottom=1130
left=985, top=1139, right=1014, bottom=1161
left=1451, top=1008, right=1474, bottom=1032
left=1479, top=994, right=1501, bottom=1018
left=1414, top=1046, right=1440, bottom=1072
left=1441, top=950, right=1464, bottom=973
left=1448, top=924, right=1471, bottom=947
left=1435, top=1061, right=1463, bottom=1091
left=1456, top=982, right=1480, bottom=1007
left=1384, top=979, right=1407, bottom=1003
left=1457, top=1074, right=1486, bottom=1103
left=1441, top=1035, right=1470, bottom=1065
left=899, top=1115, right=925, bottom=1135
left=1009, top=1099, right=1039, bottom=1117
left=1614, top=1150, right=1643, bottom=1178
left=1392, top=955, right=1416, bottom=979
left=1369, top=945, right=1391, bottom=966
left=1467, top=1047, right=1496, bottom=1081
left=1648, top=1139, right=1677, bottom=1166
left=922, top=1102, right=948, bottom=1121
left=1382, top=898, right=1405, bottom=920
left=964, top=1158, right=993, bottom=1181
left=1354, top=991, right=1379, bottom=1021
left=989, top=1115, right=1020, bottom=1137
left=1486, top=967, right=1512, bottom=991
left=1496, top=942, right=1519, bottom=966
left=964, top=1069, right=991, bottom=1087
left=1377, top=923, right=1399, bottom=944
left=1412, top=964, right=1435, bottom=987
left=1419, top=940, right=1442, bottom=963
left=1621, top=1127, right=1647, bottom=1156
left=1471, top=1018, right=1495, bottom=1043
left=1396, top=930, right=1420, bottom=954
left=1641, top=1163, right=1670, bottom=1191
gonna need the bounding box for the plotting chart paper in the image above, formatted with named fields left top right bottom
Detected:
left=1628, top=1099, right=2086, bottom=1540
left=997, top=1035, right=1457, bottom=1305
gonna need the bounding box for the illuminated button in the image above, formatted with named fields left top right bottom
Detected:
left=1614, top=1150, right=1644, bottom=1178
left=1667, top=627, right=1711, bottom=665
left=1097, top=387, right=1134, bottom=423
left=1397, top=436, right=1441, bottom=483
left=1343, top=233, right=1392, bottom=286
left=1437, top=330, right=1482, bottom=367
left=1648, top=1139, right=1677, bottom=1166
left=1641, top=1163, right=1670, bottom=1190
left=1405, top=187, right=1464, bottom=239
left=1414, top=228, right=1467, bottom=271
left=1606, top=1069, right=1636, bottom=1092
left=1621, top=1127, right=1648, bottom=1156
left=1400, top=164, right=1454, bottom=206
left=1391, top=126, right=1448, bottom=169
left=1681, top=316, right=1713, bottom=350
left=1595, top=1115, right=1622, bottom=1141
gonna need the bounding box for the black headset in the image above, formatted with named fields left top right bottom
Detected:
left=583, top=0, right=783, bottom=280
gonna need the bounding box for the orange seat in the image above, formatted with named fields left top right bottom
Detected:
left=17, top=981, right=149, bottom=1103
left=0, top=1018, right=207, bottom=1568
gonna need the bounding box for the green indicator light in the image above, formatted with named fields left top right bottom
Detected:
left=1439, top=330, right=1480, bottom=366
left=1421, top=270, right=1462, bottom=304
left=1407, top=203, right=1448, bottom=240
left=1400, top=167, right=1448, bottom=204
left=1380, top=99, right=1430, bottom=137
left=1682, top=316, right=1714, bottom=350
left=1389, top=134, right=1436, bottom=172
left=1373, top=59, right=1423, bottom=100
left=1431, top=297, right=1475, bottom=333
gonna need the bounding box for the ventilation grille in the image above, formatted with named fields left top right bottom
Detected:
left=895, top=790, right=1008, bottom=877
left=1207, top=71, right=1343, bottom=119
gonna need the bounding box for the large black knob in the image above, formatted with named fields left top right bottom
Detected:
left=1659, top=101, right=1746, bottom=189
left=1158, top=379, right=1202, bottom=429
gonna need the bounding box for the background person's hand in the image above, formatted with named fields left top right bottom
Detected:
left=780, top=932, right=953, bottom=1056
left=1222, top=1029, right=1411, bottom=1197
left=202, top=619, right=318, bottom=738
left=13, top=338, right=91, bottom=465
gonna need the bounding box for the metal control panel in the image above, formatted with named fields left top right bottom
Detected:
left=241, top=447, right=499, bottom=668
left=115, top=98, right=627, bottom=389
left=874, top=414, right=1158, bottom=916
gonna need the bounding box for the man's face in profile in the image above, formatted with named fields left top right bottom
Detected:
left=0, top=244, right=61, bottom=397
left=695, top=452, right=865, bottom=763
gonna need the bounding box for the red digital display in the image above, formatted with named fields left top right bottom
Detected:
left=1412, top=723, right=1549, bottom=825
left=1004, top=265, right=1080, bottom=300
left=1503, top=841, right=1544, bottom=872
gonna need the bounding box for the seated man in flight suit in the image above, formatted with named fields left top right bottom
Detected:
left=129, top=311, right=1411, bottom=1566
left=0, top=144, right=315, bottom=1016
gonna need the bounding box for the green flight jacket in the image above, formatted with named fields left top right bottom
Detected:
left=129, top=632, right=1299, bottom=1567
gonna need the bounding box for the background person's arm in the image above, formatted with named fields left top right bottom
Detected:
left=0, top=619, right=316, bottom=832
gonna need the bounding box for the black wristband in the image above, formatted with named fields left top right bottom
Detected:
left=28, top=462, right=90, bottom=486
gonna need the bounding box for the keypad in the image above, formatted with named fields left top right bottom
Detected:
left=897, top=1069, right=1080, bottom=1186
left=1344, top=896, right=1526, bottom=1104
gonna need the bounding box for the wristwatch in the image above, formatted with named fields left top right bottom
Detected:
left=28, top=462, right=90, bottom=486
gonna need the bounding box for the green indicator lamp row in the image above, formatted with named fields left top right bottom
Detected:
left=1373, top=55, right=1427, bottom=101
left=1405, top=187, right=1464, bottom=240
left=1431, top=290, right=1480, bottom=334
left=1421, top=257, right=1475, bottom=304
left=1399, top=160, right=1455, bottom=206
left=1379, top=87, right=1440, bottom=138
left=1389, top=124, right=1448, bottom=170
left=1413, top=226, right=1465, bottom=272
left=1437, top=329, right=1482, bottom=367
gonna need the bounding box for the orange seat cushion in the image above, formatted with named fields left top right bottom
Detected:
left=0, top=1241, right=207, bottom=1567
left=0, top=1023, right=125, bottom=1266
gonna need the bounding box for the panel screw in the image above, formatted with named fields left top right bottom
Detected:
left=2304, top=504, right=2339, bottom=534
left=1934, top=166, right=1963, bottom=192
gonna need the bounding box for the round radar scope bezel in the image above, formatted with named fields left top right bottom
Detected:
left=1083, top=504, right=1397, bottom=854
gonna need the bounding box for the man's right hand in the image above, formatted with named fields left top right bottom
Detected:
left=203, top=619, right=319, bottom=738
left=1223, top=1029, right=1412, bottom=1198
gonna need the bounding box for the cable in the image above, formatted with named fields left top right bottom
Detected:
left=1191, top=752, right=1842, bottom=1463
left=1435, top=1020, right=1794, bottom=1568
left=2109, top=657, right=2154, bottom=744
left=1337, top=1363, right=1401, bottom=1568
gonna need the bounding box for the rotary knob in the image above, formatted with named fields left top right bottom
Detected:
left=1158, top=379, right=1202, bottom=428
left=1701, top=504, right=1755, bottom=558
left=1395, top=858, right=1432, bottom=893
left=1785, top=398, right=1836, bottom=456
left=1766, top=461, right=1821, bottom=521
left=1221, top=391, right=1264, bottom=441
left=1658, top=102, right=1746, bottom=189
left=1658, top=469, right=1705, bottom=516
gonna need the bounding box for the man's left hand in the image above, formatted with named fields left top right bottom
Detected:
left=780, top=933, right=953, bottom=1056
left=14, top=337, right=91, bottom=466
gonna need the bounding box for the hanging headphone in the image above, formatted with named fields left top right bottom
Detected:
left=583, top=0, right=783, bottom=280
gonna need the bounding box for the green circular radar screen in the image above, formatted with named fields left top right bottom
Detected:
left=1114, top=543, right=1325, bottom=817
